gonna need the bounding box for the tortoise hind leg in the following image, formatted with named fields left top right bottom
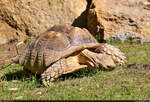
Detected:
left=41, top=56, right=87, bottom=86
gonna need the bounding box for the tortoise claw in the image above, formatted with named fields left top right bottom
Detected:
left=42, top=80, right=54, bottom=87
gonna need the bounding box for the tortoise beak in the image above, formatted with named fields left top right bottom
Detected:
left=12, top=55, right=19, bottom=63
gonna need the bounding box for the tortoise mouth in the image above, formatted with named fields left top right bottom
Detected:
left=12, top=55, right=19, bottom=63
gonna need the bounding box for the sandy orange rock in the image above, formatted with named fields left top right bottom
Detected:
left=88, top=0, right=150, bottom=40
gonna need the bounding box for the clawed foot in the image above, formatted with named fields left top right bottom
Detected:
left=42, top=79, right=54, bottom=87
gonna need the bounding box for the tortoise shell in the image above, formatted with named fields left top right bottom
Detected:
left=14, top=24, right=100, bottom=74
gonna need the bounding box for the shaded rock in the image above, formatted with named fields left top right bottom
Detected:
left=88, top=0, right=150, bottom=40
left=107, top=32, right=150, bottom=43
left=0, top=0, right=88, bottom=44
left=88, top=0, right=104, bottom=42
left=108, top=32, right=136, bottom=43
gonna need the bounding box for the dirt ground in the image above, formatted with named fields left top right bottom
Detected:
left=0, top=41, right=26, bottom=68
left=127, top=62, right=150, bottom=70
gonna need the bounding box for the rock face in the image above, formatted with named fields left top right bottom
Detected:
left=0, top=0, right=87, bottom=44
left=88, top=0, right=105, bottom=42
left=1, top=0, right=150, bottom=44
left=0, top=21, right=27, bottom=45
left=88, top=0, right=150, bottom=40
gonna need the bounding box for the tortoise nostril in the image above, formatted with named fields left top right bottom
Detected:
left=12, top=56, right=19, bottom=63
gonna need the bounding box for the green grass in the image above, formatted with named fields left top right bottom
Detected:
left=0, top=41, right=150, bottom=100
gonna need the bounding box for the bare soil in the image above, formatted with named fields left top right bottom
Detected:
left=0, top=41, right=26, bottom=68
left=127, top=62, right=150, bottom=70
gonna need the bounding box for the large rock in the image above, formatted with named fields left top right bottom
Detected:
left=0, top=21, right=27, bottom=45
left=0, top=0, right=88, bottom=44
left=88, top=0, right=150, bottom=40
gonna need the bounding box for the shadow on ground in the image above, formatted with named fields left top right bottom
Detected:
left=1, top=66, right=113, bottom=84
left=1, top=70, right=38, bottom=81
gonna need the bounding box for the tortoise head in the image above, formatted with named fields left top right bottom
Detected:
left=12, top=55, right=20, bottom=64
left=12, top=41, right=25, bottom=64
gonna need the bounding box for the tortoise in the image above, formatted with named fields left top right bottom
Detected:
left=12, top=24, right=126, bottom=85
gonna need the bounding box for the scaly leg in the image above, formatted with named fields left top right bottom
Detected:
left=81, top=49, right=116, bottom=69
left=41, top=56, right=87, bottom=86
left=95, top=43, right=126, bottom=65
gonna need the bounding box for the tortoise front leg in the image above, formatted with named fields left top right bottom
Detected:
left=95, top=43, right=127, bottom=65
left=41, top=59, right=67, bottom=86
left=80, top=43, right=127, bottom=69
left=41, top=57, right=87, bottom=86
left=81, top=49, right=116, bottom=69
